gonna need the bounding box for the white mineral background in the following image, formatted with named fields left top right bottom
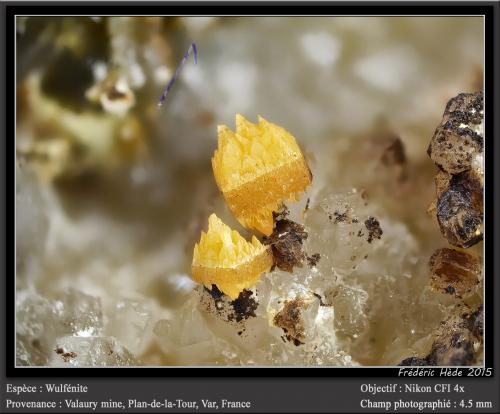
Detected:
left=15, top=16, right=483, bottom=366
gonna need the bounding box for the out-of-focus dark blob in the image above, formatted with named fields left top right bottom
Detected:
left=17, top=17, right=110, bottom=91
left=428, top=92, right=483, bottom=248
left=40, top=48, right=95, bottom=111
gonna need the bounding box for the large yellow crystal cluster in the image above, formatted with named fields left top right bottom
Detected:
left=192, top=214, right=273, bottom=299
left=212, top=115, right=312, bottom=236
left=192, top=115, right=311, bottom=298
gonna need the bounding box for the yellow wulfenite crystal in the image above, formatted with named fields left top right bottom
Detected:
left=192, top=214, right=273, bottom=299
left=212, top=115, right=312, bottom=236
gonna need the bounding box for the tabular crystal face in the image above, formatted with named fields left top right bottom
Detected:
left=192, top=214, right=273, bottom=299
left=212, top=115, right=312, bottom=236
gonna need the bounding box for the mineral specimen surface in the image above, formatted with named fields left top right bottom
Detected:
left=15, top=17, right=484, bottom=367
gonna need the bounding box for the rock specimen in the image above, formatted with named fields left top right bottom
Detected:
left=191, top=214, right=273, bottom=299
left=212, top=114, right=312, bottom=235
left=428, top=92, right=483, bottom=248
left=15, top=18, right=485, bottom=367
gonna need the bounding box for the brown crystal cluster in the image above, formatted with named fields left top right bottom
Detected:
left=400, top=93, right=484, bottom=367
left=427, top=92, right=484, bottom=248
left=426, top=93, right=483, bottom=300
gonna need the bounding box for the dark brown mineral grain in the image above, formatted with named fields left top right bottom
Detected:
left=202, top=285, right=258, bottom=325
left=429, top=248, right=480, bottom=298
left=55, top=347, right=77, bottom=363
left=230, top=289, right=258, bottom=322
left=428, top=92, right=483, bottom=175
left=273, top=299, right=306, bottom=346
left=264, top=210, right=309, bottom=272
left=364, top=217, right=383, bottom=243
left=435, top=172, right=483, bottom=248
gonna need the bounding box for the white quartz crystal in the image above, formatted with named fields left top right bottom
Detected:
left=105, top=298, right=153, bottom=356
left=16, top=289, right=104, bottom=365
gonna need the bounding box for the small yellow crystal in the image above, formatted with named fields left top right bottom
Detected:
left=192, top=214, right=273, bottom=299
left=212, top=114, right=312, bottom=236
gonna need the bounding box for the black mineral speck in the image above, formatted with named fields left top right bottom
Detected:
left=312, top=292, right=327, bottom=306
left=206, top=285, right=224, bottom=308
left=231, top=290, right=258, bottom=322
left=55, top=347, right=77, bottom=362
left=364, top=217, right=383, bottom=243
left=444, top=285, right=456, bottom=295
left=307, top=253, right=321, bottom=267
left=203, top=285, right=258, bottom=324
left=333, top=210, right=349, bottom=223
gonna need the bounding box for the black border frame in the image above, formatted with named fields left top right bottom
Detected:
left=3, top=1, right=498, bottom=379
